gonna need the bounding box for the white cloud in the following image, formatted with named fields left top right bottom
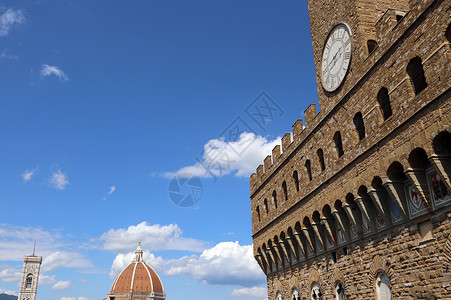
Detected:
left=49, top=169, right=69, bottom=190
left=0, top=266, right=21, bottom=282
left=109, top=250, right=165, bottom=279
left=231, top=287, right=268, bottom=299
left=60, top=297, right=88, bottom=300
left=165, top=241, right=265, bottom=287
left=0, top=288, right=17, bottom=295
left=107, top=186, right=116, bottom=195
left=39, top=274, right=56, bottom=285
left=42, top=251, right=92, bottom=272
left=40, top=64, right=69, bottom=81
left=0, top=49, right=18, bottom=60
left=21, top=167, right=37, bottom=182
left=167, top=132, right=280, bottom=178
left=97, top=221, right=205, bottom=253
left=52, top=280, right=71, bottom=290
left=0, top=8, right=25, bottom=37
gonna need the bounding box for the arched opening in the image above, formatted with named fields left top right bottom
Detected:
left=273, top=190, right=278, bottom=209
left=317, top=148, right=326, bottom=171
left=377, top=88, right=392, bottom=120
left=292, top=288, right=300, bottom=300
left=276, top=292, right=283, bottom=300
left=334, top=131, right=344, bottom=157
left=335, top=282, right=346, bottom=300
left=408, top=148, right=430, bottom=169
left=375, top=272, right=392, bottom=300
left=26, top=274, right=32, bottom=289
left=311, top=282, right=323, bottom=300
left=446, top=23, right=451, bottom=43
left=264, top=199, right=269, bottom=216
left=305, top=159, right=312, bottom=181
left=256, top=206, right=261, bottom=222
left=353, top=112, right=366, bottom=141
left=367, top=39, right=378, bottom=54
left=387, top=162, right=405, bottom=181
left=293, top=170, right=300, bottom=192
left=406, top=57, right=427, bottom=95
left=282, top=181, right=288, bottom=201
left=432, top=131, right=451, bottom=155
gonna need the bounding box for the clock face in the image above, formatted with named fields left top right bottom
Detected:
left=321, top=23, right=352, bottom=92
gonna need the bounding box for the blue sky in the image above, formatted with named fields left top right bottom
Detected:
left=0, top=1, right=317, bottom=299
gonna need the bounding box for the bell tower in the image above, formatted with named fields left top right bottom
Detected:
left=18, top=247, right=42, bottom=300
left=307, top=0, right=410, bottom=114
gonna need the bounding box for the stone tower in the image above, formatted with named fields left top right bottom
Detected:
left=18, top=252, right=42, bottom=300
left=250, top=0, right=451, bottom=299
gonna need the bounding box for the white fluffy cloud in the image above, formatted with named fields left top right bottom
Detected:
left=21, top=167, right=37, bottom=182
left=49, top=169, right=69, bottom=190
left=165, top=241, right=265, bottom=286
left=231, top=286, right=268, bottom=299
left=0, top=267, right=21, bottom=282
left=0, top=8, right=25, bottom=37
left=60, top=297, right=88, bottom=300
left=42, top=251, right=92, bottom=272
left=167, top=132, right=280, bottom=178
left=98, top=221, right=205, bottom=253
left=0, top=288, right=17, bottom=295
left=40, top=64, right=69, bottom=81
left=52, top=280, right=71, bottom=290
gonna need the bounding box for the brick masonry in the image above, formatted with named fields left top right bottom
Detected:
left=250, top=0, right=451, bottom=299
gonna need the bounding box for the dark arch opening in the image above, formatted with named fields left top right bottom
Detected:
left=317, top=148, right=326, bottom=171
left=282, top=181, right=288, bottom=201
left=264, top=198, right=269, bottom=216
left=377, top=87, right=392, bottom=120
left=406, top=57, right=428, bottom=95
left=334, top=131, right=344, bottom=157
left=371, top=176, right=383, bottom=190
left=272, top=190, right=278, bottom=209
left=446, top=23, right=451, bottom=43
left=408, top=148, right=430, bottom=169
left=367, top=39, right=378, bottom=54
left=432, top=131, right=451, bottom=155
left=353, top=112, right=366, bottom=141
left=293, top=170, right=300, bottom=192
left=312, top=211, right=321, bottom=224
left=387, top=162, right=406, bottom=181
left=305, top=159, right=312, bottom=181
left=256, top=206, right=260, bottom=222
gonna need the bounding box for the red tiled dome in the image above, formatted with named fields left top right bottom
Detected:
left=110, top=261, right=164, bottom=294
left=109, top=243, right=164, bottom=297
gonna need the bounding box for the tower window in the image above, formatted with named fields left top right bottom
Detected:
left=293, top=171, right=299, bottom=192
left=406, top=57, right=427, bottom=95
left=272, top=190, right=278, bottom=209
left=377, top=88, right=392, bottom=120
left=336, top=283, right=346, bottom=300
left=282, top=181, right=288, bottom=201
left=446, top=23, right=451, bottom=43
left=305, top=160, right=312, bottom=181
left=367, top=40, right=378, bottom=54
left=26, top=274, right=32, bottom=288
left=264, top=199, right=269, bottom=216
left=256, top=206, right=261, bottom=222
left=376, top=272, right=392, bottom=300
left=317, top=148, right=326, bottom=171
left=311, top=282, right=323, bottom=300
left=353, top=112, right=365, bottom=141
left=333, top=131, right=344, bottom=157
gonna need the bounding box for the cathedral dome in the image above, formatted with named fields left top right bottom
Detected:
left=108, top=242, right=165, bottom=300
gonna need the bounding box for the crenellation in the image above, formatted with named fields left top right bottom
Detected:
left=281, top=133, right=293, bottom=153
left=304, top=104, right=317, bottom=129
left=264, top=155, right=273, bottom=173
left=292, top=119, right=304, bottom=142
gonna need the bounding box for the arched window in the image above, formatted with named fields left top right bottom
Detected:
left=26, top=274, right=32, bottom=288
left=446, top=23, right=451, bottom=42
left=377, top=88, right=392, bottom=120
left=336, top=282, right=346, bottom=300
left=317, top=149, right=326, bottom=171
left=367, top=40, right=378, bottom=54
left=264, top=199, right=269, bottom=216
left=376, top=272, right=392, bottom=300
left=256, top=206, right=261, bottom=222
left=272, top=190, right=278, bottom=209
left=353, top=112, right=365, bottom=141
left=293, top=171, right=299, bottom=192
left=292, top=289, right=300, bottom=300
left=282, top=181, right=288, bottom=201
left=311, top=282, right=323, bottom=300
left=305, top=160, right=312, bottom=181
left=276, top=292, right=283, bottom=300
left=334, top=131, right=344, bottom=157
left=406, top=57, right=427, bottom=95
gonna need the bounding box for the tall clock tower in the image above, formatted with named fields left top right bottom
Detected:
left=18, top=253, right=42, bottom=300
left=307, top=0, right=410, bottom=114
